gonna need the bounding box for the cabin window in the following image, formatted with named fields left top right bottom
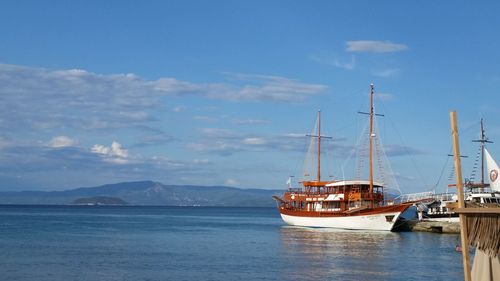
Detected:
left=385, top=215, right=395, bottom=222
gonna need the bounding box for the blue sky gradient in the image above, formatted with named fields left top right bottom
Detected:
left=1, top=1, right=500, bottom=192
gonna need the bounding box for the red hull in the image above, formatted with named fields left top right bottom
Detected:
left=279, top=203, right=411, bottom=218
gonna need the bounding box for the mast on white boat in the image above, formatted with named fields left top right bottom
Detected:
left=472, top=118, right=493, bottom=189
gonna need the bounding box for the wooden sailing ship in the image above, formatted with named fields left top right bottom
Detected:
left=273, top=84, right=411, bottom=231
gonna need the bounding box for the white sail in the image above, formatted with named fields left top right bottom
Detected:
left=484, top=148, right=500, bottom=192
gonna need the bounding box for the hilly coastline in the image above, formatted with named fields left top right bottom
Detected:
left=0, top=181, right=282, bottom=207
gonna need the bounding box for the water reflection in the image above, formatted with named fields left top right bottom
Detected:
left=279, top=226, right=398, bottom=281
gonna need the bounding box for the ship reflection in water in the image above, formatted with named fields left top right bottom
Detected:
left=279, top=226, right=462, bottom=281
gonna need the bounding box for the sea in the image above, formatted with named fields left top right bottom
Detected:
left=0, top=205, right=465, bottom=281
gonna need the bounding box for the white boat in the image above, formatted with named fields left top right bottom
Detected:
left=416, top=120, right=500, bottom=222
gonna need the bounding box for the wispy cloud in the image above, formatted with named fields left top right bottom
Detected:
left=172, top=105, right=186, bottom=112
left=384, top=144, right=424, bottom=157
left=193, top=115, right=218, bottom=122
left=0, top=64, right=327, bottom=134
left=186, top=141, right=242, bottom=156
left=131, top=131, right=175, bottom=148
left=187, top=128, right=348, bottom=156
left=346, top=41, right=408, bottom=53
left=218, top=72, right=328, bottom=102
left=372, top=68, right=401, bottom=77
left=232, top=118, right=271, bottom=125
left=310, top=53, right=356, bottom=70
left=375, top=93, right=394, bottom=101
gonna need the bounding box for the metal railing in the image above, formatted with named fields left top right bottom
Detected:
left=394, top=191, right=436, bottom=204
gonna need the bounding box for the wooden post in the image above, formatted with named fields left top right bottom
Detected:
left=449, top=111, right=471, bottom=281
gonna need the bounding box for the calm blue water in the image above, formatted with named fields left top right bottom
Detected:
left=0, top=205, right=464, bottom=281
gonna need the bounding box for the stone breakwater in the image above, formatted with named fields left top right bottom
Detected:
left=407, top=220, right=460, bottom=233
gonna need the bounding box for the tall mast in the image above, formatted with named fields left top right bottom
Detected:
left=480, top=119, right=485, bottom=186
left=317, top=110, right=321, bottom=182
left=306, top=110, right=331, bottom=185
left=358, top=84, right=380, bottom=207
left=472, top=118, right=493, bottom=188
left=369, top=83, right=374, bottom=208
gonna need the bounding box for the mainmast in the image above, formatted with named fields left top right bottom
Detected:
left=317, top=110, right=321, bottom=182
left=358, top=83, right=381, bottom=208
left=369, top=83, right=375, bottom=208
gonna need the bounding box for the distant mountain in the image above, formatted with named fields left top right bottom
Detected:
left=0, top=181, right=283, bottom=207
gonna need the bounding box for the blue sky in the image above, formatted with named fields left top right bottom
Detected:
left=1, top=1, right=500, bottom=192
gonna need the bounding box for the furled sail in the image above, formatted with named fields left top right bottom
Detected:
left=484, top=148, right=500, bottom=192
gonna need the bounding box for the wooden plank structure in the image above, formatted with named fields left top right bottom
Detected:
left=449, top=111, right=500, bottom=281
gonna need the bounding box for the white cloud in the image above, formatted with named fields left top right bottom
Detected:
left=346, top=41, right=408, bottom=53
left=225, top=178, right=239, bottom=186
left=91, top=141, right=129, bottom=164
left=242, top=137, right=267, bottom=145
left=285, top=133, right=307, bottom=138
left=49, top=136, right=77, bottom=148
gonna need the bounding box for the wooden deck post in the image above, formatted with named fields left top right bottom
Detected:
left=449, top=111, right=471, bottom=281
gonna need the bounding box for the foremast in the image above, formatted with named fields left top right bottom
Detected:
left=303, top=110, right=331, bottom=192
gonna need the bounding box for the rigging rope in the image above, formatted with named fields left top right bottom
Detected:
left=433, top=147, right=452, bottom=192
